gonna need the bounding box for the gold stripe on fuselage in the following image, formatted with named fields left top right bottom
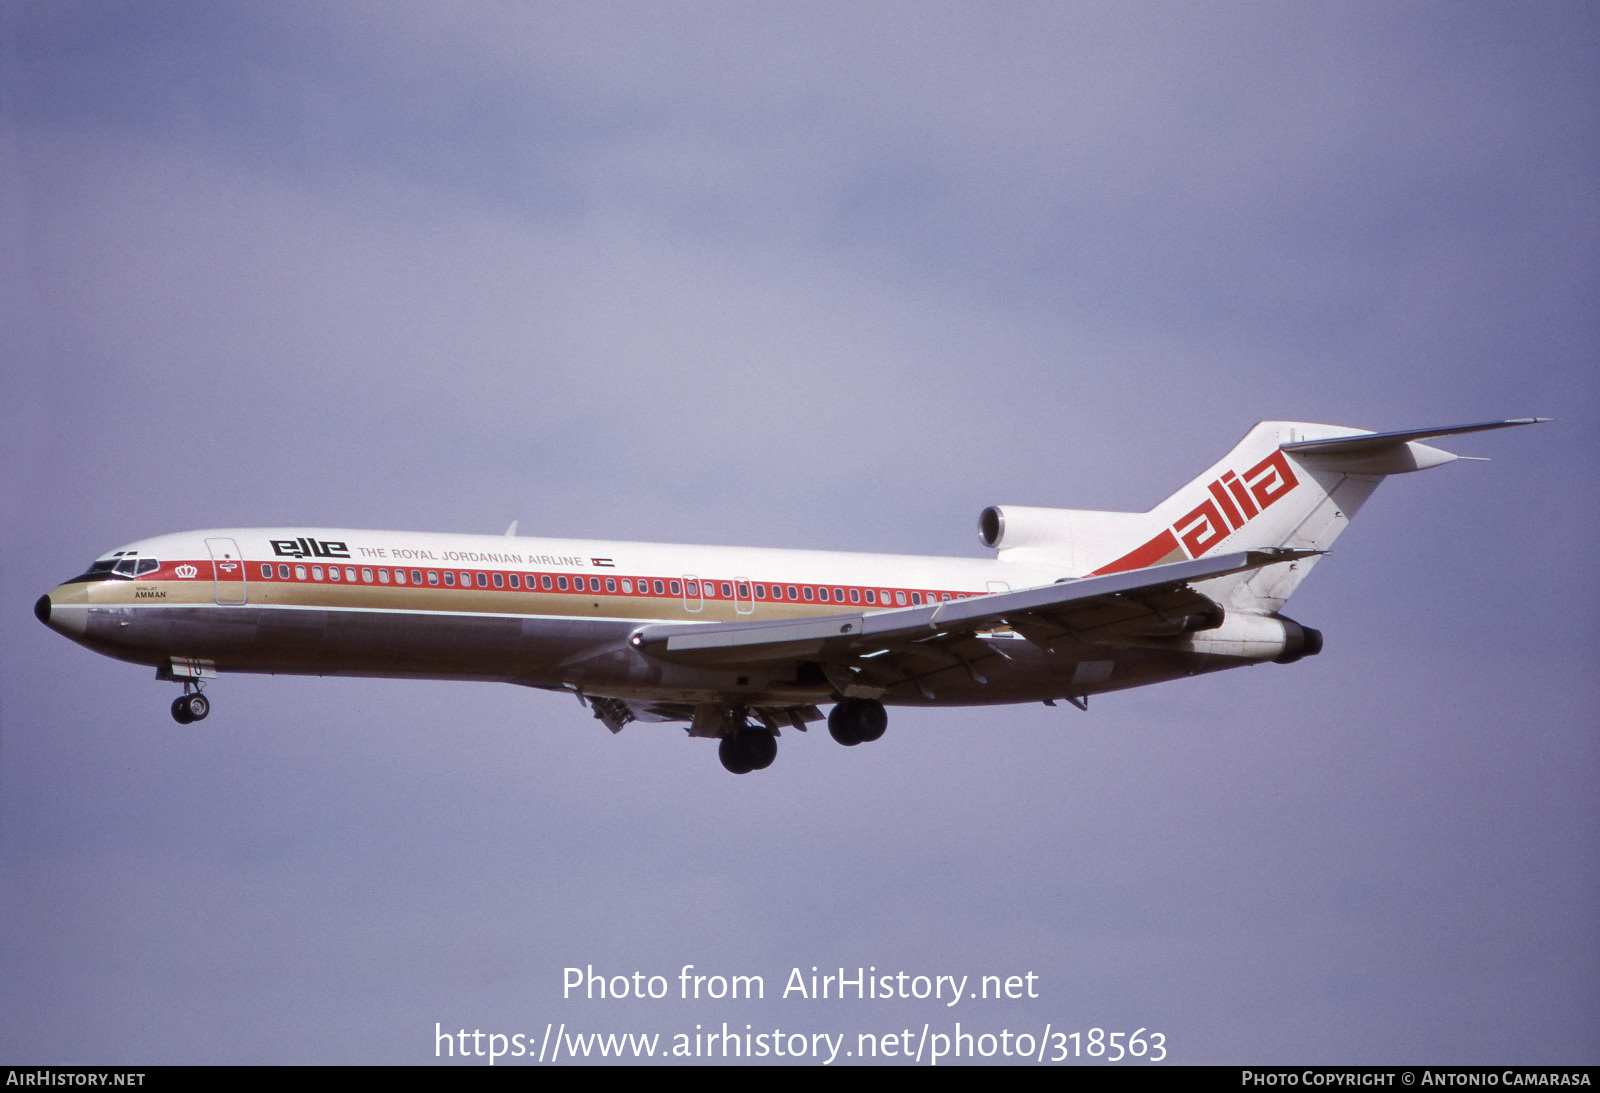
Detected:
left=82, top=572, right=953, bottom=625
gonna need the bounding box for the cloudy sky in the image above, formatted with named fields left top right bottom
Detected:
left=2, top=1, right=1595, bottom=1064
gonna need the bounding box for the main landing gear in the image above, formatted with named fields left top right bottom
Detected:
left=710, top=699, right=887, bottom=773
left=719, top=727, right=778, bottom=775
left=170, top=685, right=210, bottom=724
left=828, top=697, right=887, bottom=747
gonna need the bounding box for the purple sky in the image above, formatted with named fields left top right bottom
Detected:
left=2, top=2, right=1595, bottom=1064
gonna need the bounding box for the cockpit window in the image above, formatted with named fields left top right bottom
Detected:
left=72, top=553, right=159, bottom=582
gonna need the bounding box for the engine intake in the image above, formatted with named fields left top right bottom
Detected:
left=978, top=506, right=1005, bottom=548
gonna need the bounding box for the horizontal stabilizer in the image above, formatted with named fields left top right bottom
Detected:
left=1281, top=418, right=1547, bottom=456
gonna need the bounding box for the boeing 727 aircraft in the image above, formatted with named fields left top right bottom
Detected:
left=36, top=418, right=1541, bottom=773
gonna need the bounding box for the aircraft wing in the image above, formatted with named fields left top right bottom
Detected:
left=631, top=549, right=1315, bottom=676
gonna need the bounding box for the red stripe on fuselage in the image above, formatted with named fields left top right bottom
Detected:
left=1089, top=529, right=1182, bottom=576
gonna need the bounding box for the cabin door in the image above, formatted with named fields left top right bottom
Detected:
left=205, top=537, right=248, bottom=605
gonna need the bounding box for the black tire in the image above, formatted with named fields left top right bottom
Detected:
left=743, top=729, right=777, bottom=770
left=171, top=696, right=194, bottom=725
left=186, top=693, right=210, bottom=721
left=827, top=702, right=862, bottom=746
left=855, top=699, right=887, bottom=743
left=719, top=733, right=754, bottom=774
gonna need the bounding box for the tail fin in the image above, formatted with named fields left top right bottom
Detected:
left=986, top=418, right=1544, bottom=612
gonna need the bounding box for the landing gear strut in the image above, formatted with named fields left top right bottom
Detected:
left=828, top=698, right=887, bottom=746
left=718, top=727, right=778, bottom=774
left=170, top=685, right=210, bottom=724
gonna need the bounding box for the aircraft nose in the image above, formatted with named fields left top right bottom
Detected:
left=35, top=587, right=89, bottom=639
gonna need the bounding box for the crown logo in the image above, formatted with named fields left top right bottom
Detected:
left=175, top=565, right=198, bottom=579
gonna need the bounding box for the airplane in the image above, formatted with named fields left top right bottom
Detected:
left=35, top=418, right=1543, bottom=774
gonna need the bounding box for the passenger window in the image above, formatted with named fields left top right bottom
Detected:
left=278, top=564, right=291, bottom=579
left=475, top=572, right=487, bottom=588
left=721, top=582, right=732, bottom=598
left=295, top=565, right=307, bottom=580
left=261, top=564, right=273, bottom=579
left=330, top=566, right=342, bottom=581
left=621, top=579, right=632, bottom=593
left=849, top=588, right=860, bottom=603
left=412, top=570, right=423, bottom=584
left=394, top=570, right=405, bottom=585
left=345, top=567, right=357, bottom=582
left=557, top=576, right=568, bottom=590
left=362, top=568, right=374, bottom=582
left=754, top=584, right=765, bottom=599
left=803, top=587, right=814, bottom=601
left=428, top=571, right=439, bottom=586
left=541, top=574, right=553, bottom=590
left=379, top=569, right=391, bottom=583
left=911, top=592, right=922, bottom=605
left=686, top=580, right=699, bottom=597
left=866, top=590, right=876, bottom=604
left=444, top=572, right=455, bottom=586
left=895, top=591, right=906, bottom=605
left=605, top=578, right=616, bottom=593
left=834, top=587, right=844, bottom=601
left=654, top=580, right=666, bottom=595
left=508, top=573, right=519, bottom=589
left=941, top=593, right=951, bottom=601
left=818, top=588, right=829, bottom=602
left=787, top=586, right=798, bottom=600
left=312, top=566, right=323, bottom=580
left=669, top=580, right=681, bottom=595
left=492, top=573, right=504, bottom=588
left=460, top=572, right=471, bottom=586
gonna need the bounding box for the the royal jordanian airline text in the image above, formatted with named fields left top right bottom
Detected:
left=372, top=546, right=587, bottom=567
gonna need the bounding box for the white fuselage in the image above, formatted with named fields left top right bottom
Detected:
left=37, top=526, right=1258, bottom=711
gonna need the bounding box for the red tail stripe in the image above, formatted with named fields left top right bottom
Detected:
left=1090, top=530, right=1181, bottom=576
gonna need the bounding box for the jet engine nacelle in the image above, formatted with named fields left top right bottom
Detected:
left=978, top=504, right=1155, bottom=571
left=1181, top=611, right=1323, bottom=663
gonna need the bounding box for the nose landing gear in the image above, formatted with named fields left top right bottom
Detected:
left=170, top=686, right=210, bottom=724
